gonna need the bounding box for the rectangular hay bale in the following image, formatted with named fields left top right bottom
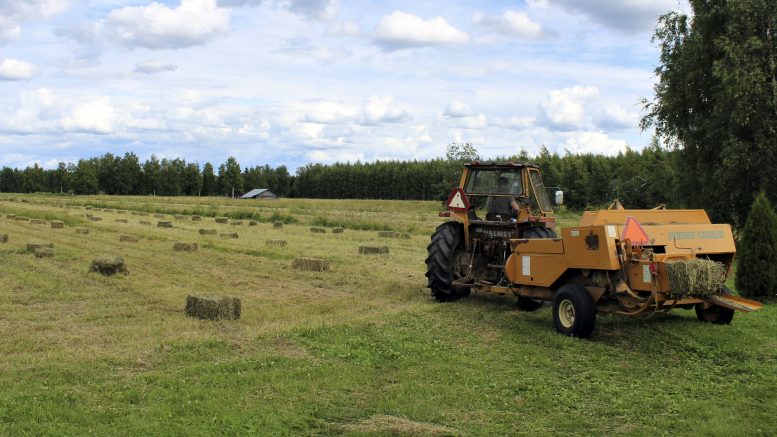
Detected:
left=192, top=215, right=202, bottom=221
left=89, top=216, right=102, bottom=221
left=359, top=246, right=389, bottom=255
left=248, top=220, right=258, bottom=226
left=15, top=216, right=30, bottom=221
left=215, top=217, right=228, bottom=224
left=266, top=239, right=287, bottom=247
left=231, top=220, right=243, bottom=226
left=89, top=255, right=128, bottom=276
left=6, top=214, right=16, bottom=219
left=115, top=218, right=128, bottom=223
left=292, top=257, right=330, bottom=272
left=139, top=220, right=151, bottom=225
left=173, top=242, right=198, bottom=252
left=310, top=227, right=326, bottom=233
left=75, top=228, right=90, bottom=235
left=332, top=227, right=344, bottom=233
left=665, top=259, right=726, bottom=298
left=378, top=231, right=400, bottom=238
left=157, top=221, right=173, bottom=228
left=185, top=295, right=241, bottom=320
left=199, top=228, right=217, bottom=235
left=50, top=220, right=64, bottom=229
left=220, top=232, right=238, bottom=239
left=119, top=235, right=138, bottom=243
left=174, top=215, right=187, bottom=220
left=0, top=234, right=7, bottom=243
left=30, top=219, right=46, bottom=225
left=27, top=242, right=54, bottom=252
left=273, top=222, right=283, bottom=229
left=33, top=247, right=54, bottom=258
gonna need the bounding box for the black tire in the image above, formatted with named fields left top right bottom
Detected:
left=695, top=287, right=735, bottom=325
left=552, top=283, right=596, bottom=338
left=516, top=296, right=544, bottom=311
left=425, top=222, right=470, bottom=302
left=523, top=226, right=557, bottom=239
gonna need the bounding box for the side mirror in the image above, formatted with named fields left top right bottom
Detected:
left=555, top=190, right=564, bottom=205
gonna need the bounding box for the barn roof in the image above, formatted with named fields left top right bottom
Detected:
left=241, top=188, right=273, bottom=199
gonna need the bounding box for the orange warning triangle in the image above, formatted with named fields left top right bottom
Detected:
left=621, top=216, right=649, bottom=245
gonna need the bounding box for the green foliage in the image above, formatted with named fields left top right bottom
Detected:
left=736, top=192, right=777, bottom=299
left=642, top=1, right=777, bottom=227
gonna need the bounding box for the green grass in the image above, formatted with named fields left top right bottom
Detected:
left=0, top=195, right=774, bottom=436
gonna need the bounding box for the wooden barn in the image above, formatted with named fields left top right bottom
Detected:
left=240, top=188, right=278, bottom=200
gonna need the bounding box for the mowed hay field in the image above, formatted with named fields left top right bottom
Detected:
left=0, top=194, right=775, bottom=436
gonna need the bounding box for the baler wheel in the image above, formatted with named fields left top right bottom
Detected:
left=552, top=283, right=596, bottom=338
left=695, top=288, right=735, bottom=324
left=425, top=222, right=470, bottom=302
left=523, top=226, right=557, bottom=239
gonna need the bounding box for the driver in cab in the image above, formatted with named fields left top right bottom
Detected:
left=486, top=176, right=520, bottom=221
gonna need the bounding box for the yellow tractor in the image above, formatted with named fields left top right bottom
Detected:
left=426, top=161, right=762, bottom=338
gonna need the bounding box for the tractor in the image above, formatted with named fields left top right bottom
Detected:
left=425, top=161, right=762, bottom=338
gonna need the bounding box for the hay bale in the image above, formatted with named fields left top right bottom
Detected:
left=15, top=216, right=29, bottom=221
left=154, top=214, right=165, bottom=218
left=0, top=234, right=7, bottom=243
left=117, top=210, right=126, bottom=214
left=173, top=242, right=198, bottom=252
left=119, top=235, right=138, bottom=243
left=139, top=220, right=151, bottom=225
left=185, top=295, right=241, bottom=321
left=220, top=232, right=238, bottom=239
left=310, top=227, right=326, bottom=233
left=266, top=239, right=287, bottom=247
left=130, top=211, right=141, bottom=216
left=192, top=215, right=202, bottom=221
left=248, top=220, right=258, bottom=226
left=174, top=215, right=187, bottom=220
left=215, top=217, right=228, bottom=224
left=115, top=218, right=128, bottom=223
left=665, top=259, right=726, bottom=298
left=6, top=214, right=16, bottom=219
left=230, top=220, right=243, bottom=226
left=359, top=246, right=389, bottom=255
left=199, top=228, right=217, bottom=235
left=85, top=206, right=93, bottom=210
left=332, top=227, right=344, bottom=233
left=157, top=221, right=173, bottom=228
left=378, top=231, right=400, bottom=238
left=292, top=257, right=330, bottom=272
left=26, top=242, right=54, bottom=252
left=50, top=220, right=64, bottom=229
left=89, top=216, right=102, bottom=222
left=33, top=247, right=54, bottom=258
left=138, top=212, right=149, bottom=216
left=30, top=219, right=46, bottom=225
left=273, top=222, right=283, bottom=229
left=89, top=255, right=128, bottom=276
left=75, top=228, right=90, bottom=235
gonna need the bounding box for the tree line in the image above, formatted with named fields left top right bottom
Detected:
left=0, top=145, right=682, bottom=208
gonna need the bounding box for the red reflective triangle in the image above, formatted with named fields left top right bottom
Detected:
left=446, top=188, right=470, bottom=212
left=621, top=216, right=649, bottom=245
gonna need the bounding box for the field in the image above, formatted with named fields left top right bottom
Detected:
left=0, top=194, right=775, bottom=436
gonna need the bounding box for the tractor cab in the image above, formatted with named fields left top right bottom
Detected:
left=459, top=162, right=554, bottom=223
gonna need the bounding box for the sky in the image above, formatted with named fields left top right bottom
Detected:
left=0, top=0, right=690, bottom=171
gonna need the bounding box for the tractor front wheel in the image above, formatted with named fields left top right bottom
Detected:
left=552, top=284, right=596, bottom=338
left=425, top=222, right=470, bottom=302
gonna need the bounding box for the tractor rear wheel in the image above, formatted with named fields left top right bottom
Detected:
left=695, top=287, right=735, bottom=324
left=523, top=226, right=557, bottom=239
left=425, top=222, right=470, bottom=302
left=552, top=283, right=596, bottom=338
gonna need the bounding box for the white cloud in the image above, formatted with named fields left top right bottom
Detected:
left=218, top=0, right=335, bottom=20
left=373, top=11, right=469, bottom=49
left=473, top=10, right=542, bottom=38
left=490, top=116, right=535, bottom=130
left=0, top=0, right=69, bottom=43
left=307, top=149, right=364, bottom=163
left=103, top=0, right=231, bottom=50
left=0, top=58, right=40, bottom=81
left=548, top=0, right=679, bottom=33
left=561, top=131, right=627, bottom=155
left=538, top=85, right=598, bottom=131
left=443, top=100, right=475, bottom=118
left=134, top=60, right=178, bottom=74
left=60, top=97, right=117, bottom=134
left=302, top=100, right=356, bottom=124
left=361, top=95, right=407, bottom=124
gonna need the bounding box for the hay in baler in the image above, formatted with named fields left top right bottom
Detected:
left=33, top=247, right=54, bottom=258
left=75, top=228, right=90, bottom=235
left=173, top=242, right=198, bottom=252
left=0, top=234, right=8, bottom=243
left=292, top=257, right=330, bottom=272
left=50, top=220, right=64, bottom=229
left=185, top=295, right=241, bottom=321
left=359, top=246, right=389, bottom=255
left=273, top=222, right=283, bottom=229
left=199, top=228, right=217, bottom=235
left=215, top=217, right=228, bottom=224
left=665, top=258, right=727, bottom=298
left=157, top=221, right=173, bottom=228
left=220, top=232, right=238, bottom=239
left=27, top=242, right=54, bottom=252
left=89, top=255, right=128, bottom=276
left=119, top=235, right=138, bottom=243
left=310, top=227, right=326, bottom=233
left=266, top=239, right=287, bottom=247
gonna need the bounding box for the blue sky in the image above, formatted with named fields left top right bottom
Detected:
left=0, top=0, right=689, bottom=171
